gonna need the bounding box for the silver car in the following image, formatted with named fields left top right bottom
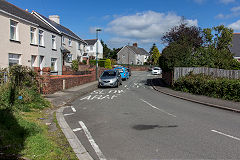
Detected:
left=98, top=70, right=122, bottom=88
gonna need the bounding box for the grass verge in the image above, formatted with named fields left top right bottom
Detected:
left=0, top=107, right=77, bottom=160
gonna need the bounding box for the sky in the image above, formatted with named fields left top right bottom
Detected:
left=7, top=0, right=240, bottom=51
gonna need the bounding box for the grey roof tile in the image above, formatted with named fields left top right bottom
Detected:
left=0, top=0, right=57, bottom=33
left=127, top=46, right=150, bottom=55
left=85, top=39, right=97, bottom=45
left=34, top=12, right=86, bottom=43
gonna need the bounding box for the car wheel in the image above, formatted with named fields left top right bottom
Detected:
left=115, top=81, right=119, bottom=88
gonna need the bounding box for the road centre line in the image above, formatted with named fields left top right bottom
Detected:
left=71, top=106, right=76, bottom=112
left=211, top=130, right=240, bottom=141
left=140, top=99, right=177, bottom=118
left=79, top=121, right=106, bottom=160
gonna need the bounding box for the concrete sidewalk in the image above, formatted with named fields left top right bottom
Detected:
left=44, top=81, right=98, bottom=160
left=151, top=78, right=240, bottom=113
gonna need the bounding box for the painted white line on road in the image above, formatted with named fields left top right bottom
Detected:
left=211, top=130, right=240, bottom=141
left=64, top=113, right=75, bottom=116
left=71, top=106, right=76, bottom=112
left=140, top=99, right=177, bottom=118
left=79, top=121, right=106, bottom=160
left=73, top=128, right=82, bottom=132
left=124, top=85, right=127, bottom=88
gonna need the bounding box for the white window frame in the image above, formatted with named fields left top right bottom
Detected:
left=51, top=58, right=57, bottom=71
left=30, top=27, right=36, bottom=44
left=31, top=55, right=37, bottom=67
left=10, top=20, right=18, bottom=41
left=38, top=29, right=44, bottom=46
left=78, top=42, right=80, bottom=50
left=69, top=39, right=72, bottom=46
left=52, top=35, right=56, bottom=50
left=9, top=53, right=21, bottom=66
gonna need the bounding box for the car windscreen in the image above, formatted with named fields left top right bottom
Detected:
left=153, top=68, right=160, bottom=70
left=115, top=68, right=124, bottom=73
left=101, top=71, right=117, bottom=77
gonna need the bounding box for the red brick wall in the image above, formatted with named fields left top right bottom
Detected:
left=129, top=66, right=149, bottom=71
left=37, top=67, right=108, bottom=94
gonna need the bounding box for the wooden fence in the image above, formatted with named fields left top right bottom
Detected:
left=174, top=67, right=240, bottom=81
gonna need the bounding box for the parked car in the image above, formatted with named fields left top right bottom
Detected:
left=152, top=67, right=162, bottom=75
left=114, top=67, right=129, bottom=80
left=98, top=70, right=122, bottom=88
left=127, top=68, right=131, bottom=76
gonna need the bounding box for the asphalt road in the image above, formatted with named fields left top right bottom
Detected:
left=63, top=71, right=240, bottom=160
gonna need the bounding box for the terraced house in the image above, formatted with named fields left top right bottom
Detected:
left=0, top=0, right=87, bottom=75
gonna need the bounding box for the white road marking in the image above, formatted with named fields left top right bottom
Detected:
left=124, top=85, right=127, bottom=87
left=211, top=130, right=240, bottom=141
left=140, top=99, right=177, bottom=118
left=64, top=113, right=75, bottom=116
left=73, top=128, right=82, bottom=132
left=79, top=121, right=106, bottom=160
left=71, top=106, right=76, bottom=112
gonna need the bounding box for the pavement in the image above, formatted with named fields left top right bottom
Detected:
left=45, top=81, right=98, bottom=160
left=151, top=77, right=240, bottom=113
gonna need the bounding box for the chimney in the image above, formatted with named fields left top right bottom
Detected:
left=133, top=43, right=138, bottom=47
left=49, top=15, right=60, bottom=24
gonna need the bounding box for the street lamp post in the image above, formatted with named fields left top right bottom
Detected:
left=96, top=28, right=102, bottom=80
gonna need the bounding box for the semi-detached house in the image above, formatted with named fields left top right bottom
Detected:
left=32, top=12, right=87, bottom=68
left=0, top=0, right=87, bottom=75
left=0, top=0, right=61, bottom=74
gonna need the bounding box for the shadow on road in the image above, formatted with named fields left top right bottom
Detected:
left=132, top=124, right=178, bottom=131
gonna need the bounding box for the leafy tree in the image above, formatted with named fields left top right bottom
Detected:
left=160, top=23, right=202, bottom=71
left=160, top=23, right=236, bottom=71
left=148, top=43, right=157, bottom=64
left=101, top=40, right=111, bottom=58
left=152, top=47, right=161, bottom=65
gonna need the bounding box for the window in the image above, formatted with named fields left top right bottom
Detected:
left=62, top=36, right=65, bottom=45
left=78, top=42, right=80, bottom=50
left=9, top=53, right=20, bottom=66
left=38, top=29, right=44, bottom=46
left=52, top=35, right=56, bottom=49
left=90, top=46, right=93, bottom=51
left=67, top=54, right=72, bottom=62
left=10, top=20, right=18, bottom=40
left=68, top=39, right=72, bottom=46
left=51, top=58, right=57, bottom=71
left=31, top=55, right=37, bottom=67
left=30, top=27, right=36, bottom=44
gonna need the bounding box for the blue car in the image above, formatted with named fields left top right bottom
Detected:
left=114, top=67, right=129, bottom=80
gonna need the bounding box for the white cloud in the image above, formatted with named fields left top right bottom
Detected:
left=231, top=6, right=240, bottom=12
left=106, top=11, right=198, bottom=48
left=219, top=0, right=235, bottom=4
left=229, top=20, right=240, bottom=31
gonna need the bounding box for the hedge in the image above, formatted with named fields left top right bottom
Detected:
left=173, top=73, right=240, bottom=102
left=90, top=59, right=112, bottom=68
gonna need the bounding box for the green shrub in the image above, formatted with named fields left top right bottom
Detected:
left=82, top=60, right=87, bottom=65
left=174, top=73, right=240, bottom=101
left=105, top=59, right=112, bottom=69
left=89, top=59, right=108, bottom=68
left=0, top=65, right=50, bottom=111
left=71, top=59, right=79, bottom=71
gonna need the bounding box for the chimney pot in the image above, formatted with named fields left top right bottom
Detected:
left=49, top=15, right=60, bottom=24
left=133, top=43, right=138, bottom=47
